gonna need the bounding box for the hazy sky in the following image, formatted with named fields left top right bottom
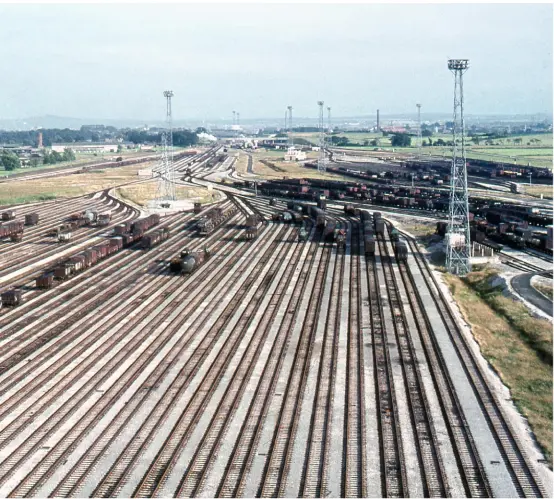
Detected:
left=0, top=3, right=552, bottom=121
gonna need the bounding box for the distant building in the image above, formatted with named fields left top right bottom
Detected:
left=51, top=143, right=118, bottom=154
left=284, top=147, right=307, bottom=162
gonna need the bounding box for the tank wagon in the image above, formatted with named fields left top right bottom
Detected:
left=170, top=248, right=211, bottom=274
left=298, top=226, right=309, bottom=242
left=97, top=213, right=111, bottom=226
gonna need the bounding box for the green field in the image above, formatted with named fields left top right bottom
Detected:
left=0, top=149, right=160, bottom=177
left=290, top=131, right=553, bottom=169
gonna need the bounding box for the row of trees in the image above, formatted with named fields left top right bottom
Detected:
left=0, top=151, right=20, bottom=170
left=0, top=127, right=201, bottom=148
left=43, top=148, right=76, bottom=164
left=123, top=129, right=198, bottom=147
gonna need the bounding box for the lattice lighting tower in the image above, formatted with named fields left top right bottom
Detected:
left=157, top=90, right=176, bottom=202
left=416, top=103, right=422, bottom=158
left=317, top=100, right=326, bottom=172
left=232, top=110, right=236, bottom=126
left=445, top=59, right=471, bottom=275
left=237, top=112, right=240, bottom=127
left=287, top=106, right=293, bottom=147
left=327, top=106, right=331, bottom=132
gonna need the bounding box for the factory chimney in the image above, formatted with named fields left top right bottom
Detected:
left=376, top=109, right=380, bottom=131
left=37, top=132, right=43, bottom=148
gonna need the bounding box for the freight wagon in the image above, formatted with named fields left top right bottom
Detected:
left=364, top=236, right=376, bottom=255
left=25, top=213, right=40, bottom=226
left=394, top=241, right=408, bottom=263
left=1, top=289, right=22, bottom=307
left=170, top=248, right=211, bottom=274
left=36, top=273, right=54, bottom=289
left=1, top=210, right=16, bottom=221
left=0, top=220, right=24, bottom=241
left=97, top=213, right=111, bottom=226
left=197, top=205, right=238, bottom=236
left=141, top=227, right=170, bottom=249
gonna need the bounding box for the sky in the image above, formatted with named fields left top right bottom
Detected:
left=0, top=3, right=552, bottom=121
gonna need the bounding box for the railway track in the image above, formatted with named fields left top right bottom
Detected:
left=398, top=228, right=547, bottom=497
left=0, top=168, right=550, bottom=498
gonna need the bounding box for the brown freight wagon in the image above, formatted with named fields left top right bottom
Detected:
left=114, top=223, right=130, bottom=235
left=10, top=232, right=23, bottom=242
left=2, top=210, right=16, bottom=221
left=36, top=273, right=54, bottom=289
left=54, top=264, right=72, bottom=280
left=93, top=244, right=109, bottom=259
left=1, top=289, right=22, bottom=306
left=141, top=232, right=161, bottom=249
left=25, top=213, right=40, bottom=226
left=109, top=237, right=123, bottom=251
left=83, top=249, right=98, bottom=266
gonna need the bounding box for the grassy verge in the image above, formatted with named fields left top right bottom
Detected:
left=444, top=268, right=553, bottom=464
left=533, top=282, right=554, bottom=301
left=0, top=193, right=57, bottom=206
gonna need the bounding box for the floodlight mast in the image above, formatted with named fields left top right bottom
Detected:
left=287, top=106, right=293, bottom=147
left=445, top=59, right=471, bottom=275
left=156, top=90, right=175, bottom=202
left=416, top=103, right=422, bottom=159
left=318, top=101, right=326, bottom=172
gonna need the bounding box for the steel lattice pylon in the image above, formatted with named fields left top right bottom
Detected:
left=446, top=59, right=471, bottom=275
left=287, top=106, right=293, bottom=147
left=416, top=103, right=422, bottom=159
left=156, top=90, right=176, bottom=202
left=317, top=100, right=326, bottom=172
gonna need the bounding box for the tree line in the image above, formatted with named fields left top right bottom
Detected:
left=0, top=127, right=199, bottom=148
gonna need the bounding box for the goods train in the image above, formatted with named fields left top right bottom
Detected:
left=170, top=248, right=211, bottom=274
left=31, top=215, right=165, bottom=294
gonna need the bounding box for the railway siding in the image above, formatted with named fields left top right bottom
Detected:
left=407, top=250, right=520, bottom=497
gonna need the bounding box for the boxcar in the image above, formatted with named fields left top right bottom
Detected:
left=36, top=273, right=54, bottom=290
left=1, top=289, right=22, bottom=306
left=25, top=213, right=40, bottom=226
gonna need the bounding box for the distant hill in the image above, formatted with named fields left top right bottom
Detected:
left=0, top=113, right=550, bottom=131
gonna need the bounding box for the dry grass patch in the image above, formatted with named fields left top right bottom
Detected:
left=116, top=181, right=218, bottom=207
left=444, top=270, right=553, bottom=464
left=0, top=162, right=158, bottom=205
left=248, top=151, right=350, bottom=182
left=234, top=153, right=249, bottom=175
left=533, top=282, right=553, bottom=301
left=523, top=185, right=553, bottom=200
